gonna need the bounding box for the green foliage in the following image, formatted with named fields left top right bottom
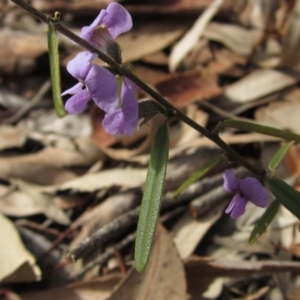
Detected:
left=268, top=177, right=300, bottom=219
left=135, top=122, right=169, bottom=272
left=47, top=20, right=66, bottom=118
left=268, top=141, right=294, bottom=171
left=172, top=154, right=224, bottom=198
left=249, top=199, right=280, bottom=244
left=218, top=119, right=300, bottom=141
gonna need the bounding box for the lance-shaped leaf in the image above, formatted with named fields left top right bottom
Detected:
left=135, top=122, right=169, bottom=273
left=48, top=20, right=66, bottom=118
left=268, top=141, right=294, bottom=171
left=172, top=154, right=224, bottom=198
left=268, top=177, right=300, bottom=219
left=249, top=199, right=280, bottom=245
left=216, top=119, right=300, bottom=141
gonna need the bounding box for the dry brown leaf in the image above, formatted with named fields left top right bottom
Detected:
left=114, top=19, right=190, bottom=63
left=203, top=22, right=262, bottom=56
left=20, top=275, right=121, bottom=300
left=172, top=203, right=226, bottom=260
left=0, top=185, right=42, bottom=217
left=43, top=168, right=147, bottom=193
left=225, top=69, right=298, bottom=103
left=155, top=70, right=222, bottom=107
left=255, top=89, right=300, bottom=133
left=0, top=212, right=41, bottom=283
left=0, top=28, right=47, bottom=75
left=12, top=179, right=70, bottom=225
left=169, top=0, right=225, bottom=71
left=0, top=125, right=26, bottom=151
left=109, top=223, right=188, bottom=300
left=0, top=138, right=104, bottom=185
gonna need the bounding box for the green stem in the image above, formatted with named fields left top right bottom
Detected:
left=11, top=0, right=263, bottom=177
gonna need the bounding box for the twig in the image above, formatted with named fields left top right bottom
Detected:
left=66, top=170, right=229, bottom=262
left=5, top=80, right=51, bottom=124
left=11, top=0, right=263, bottom=177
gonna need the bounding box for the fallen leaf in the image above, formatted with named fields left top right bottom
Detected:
left=0, top=125, right=26, bottom=151
left=109, top=223, right=188, bottom=300
left=0, top=212, right=41, bottom=283
left=169, top=0, right=225, bottom=71
left=115, top=19, right=191, bottom=63
left=20, top=275, right=121, bottom=300
left=12, top=179, right=70, bottom=225
left=44, top=168, right=147, bottom=193
left=155, top=70, right=222, bottom=107
left=172, top=203, right=226, bottom=259
left=225, top=69, right=298, bottom=103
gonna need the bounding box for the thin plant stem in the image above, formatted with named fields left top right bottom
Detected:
left=11, top=0, right=263, bottom=177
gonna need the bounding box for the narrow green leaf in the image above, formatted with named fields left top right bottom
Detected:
left=249, top=199, right=280, bottom=245
left=218, top=119, right=300, bottom=141
left=268, top=141, right=294, bottom=171
left=268, top=177, right=300, bottom=219
left=47, top=20, right=66, bottom=118
left=135, top=122, right=169, bottom=272
left=172, top=154, right=224, bottom=198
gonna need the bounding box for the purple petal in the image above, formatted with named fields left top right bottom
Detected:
left=124, top=77, right=138, bottom=93
left=102, top=2, right=132, bottom=38
left=102, top=81, right=138, bottom=135
left=225, top=194, right=247, bottom=219
left=240, top=177, right=268, bottom=208
left=85, top=65, right=118, bottom=112
left=61, top=82, right=83, bottom=96
left=67, top=52, right=97, bottom=80
left=64, top=90, right=90, bottom=114
left=80, top=10, right=107, bottom=41
left=223, top=169, right=241, bottom=193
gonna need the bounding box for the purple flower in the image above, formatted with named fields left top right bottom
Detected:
left=62, top=51, right=118, bottom=115
left=62, top=52, right=138, bottom=136
left=223, top=169, right=268, bottom=219
left=80, top=2, right=132, bottom=57
left=103, top=78, right=138, bottom=136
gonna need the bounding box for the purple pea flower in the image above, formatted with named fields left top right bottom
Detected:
left=80, top=2, right=132, bottom=59
left=223, top=169, right=268, bottom=219
left=62, top=51, right=118, bottom=115
left=62, top=52, right=138, bottom=136
left=103, top=78, right=138, bottom=136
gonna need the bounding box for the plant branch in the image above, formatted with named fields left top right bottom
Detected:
left=11, top=0, right=262, bottom=177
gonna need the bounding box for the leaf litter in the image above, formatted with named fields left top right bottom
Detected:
left=1, top=1, right=300, bottom=299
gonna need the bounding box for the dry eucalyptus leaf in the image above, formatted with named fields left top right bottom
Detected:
left=172, top=204, right=226, bottom=260
left=155, top=70, right=222, bottom=107
left=203, top=22, right=262, bottom=56
left=116, top=19, right=191, bottom=63
left=109, top=223, right=188, bottom=300
left=0, top=138, right=104, bottom=185
left=44, top=168, right=147, bottom=193
left=0, top=212, right=41, bottom=283
left=0, top=185, right=42, bottom=217
left=20, top=275, right=121, bottom=300
left=12, top=179, right=70, bottom=225
left=169, top=0, right=224, bottom=72
left=0, top=125, right=26, bottom=151
left=225, top=69, right=298, bottom=103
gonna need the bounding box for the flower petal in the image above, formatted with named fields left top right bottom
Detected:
left=240, top=177, right=268, bottom=208
left=65, top=90, right=90, bottom=114
left=102, top=3, right=132, bottom=38
left=124, top=77, right=138, bottom=93
left=102, top=81, right=138, bottom=135
left=225, top=194, right=247, bottom=219
left=85, top=65, right=118, bottom=112
left=61, top=82, right=83, bottom=96
left=80, top=9, right=107, bottom=41
left=67, top=52, right=97, bottom=80
left=223, top=169, right=241, bottom=193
